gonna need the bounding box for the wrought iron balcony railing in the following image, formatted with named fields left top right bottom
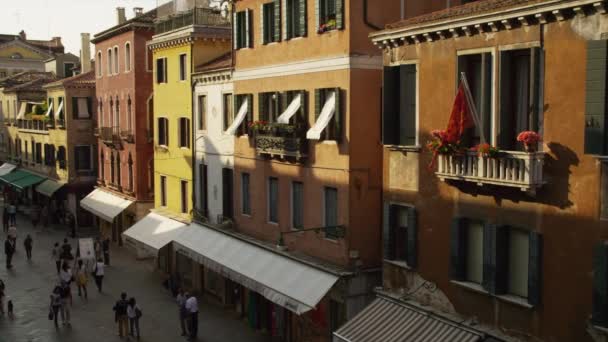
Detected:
left=155, top=7, right=230, bottom=35
left=253, top=124, right=308, bottom=161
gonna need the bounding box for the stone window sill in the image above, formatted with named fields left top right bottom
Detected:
left=450, top=280, right=534, bottom=309
left=383, top=259, right=412, bottom=270
left=385, top=145, right=421, bottom=153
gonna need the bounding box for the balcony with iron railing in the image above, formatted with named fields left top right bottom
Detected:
left=120, top=130, right=135, bottom=143
left=154, top=7, right=230, bottom=35
left=435, top=150, right=545, bottom=194
left=99, top=127, right=121, bottom=147
left=252, top=123, right=308, bottom=161
left=17, top=118, right=50, bottom=134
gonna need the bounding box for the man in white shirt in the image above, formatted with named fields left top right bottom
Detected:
left=94, top=258, right=104, bottom=292
left=185, top=293, right=198, bottom=341
left=176, top=288, right=188, bottom=336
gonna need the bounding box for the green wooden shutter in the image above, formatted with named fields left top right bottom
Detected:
left=400, top=64, right=416, bottom=146
left=383, top=66, right=399, bottom=145
left=335, top=0, right=344, bottom=30
left=593, top=242, right=608, bottom=327
left=298, top=90, right=307, bottom=125
left=72, top=97, right=78, bottom=119
left=314, top=89, right=322, bottom=121
left=298, top=0, right=307, bottom=37
left=529, top=47, right=542, bottom=133
left=528, top=231, right=543, bottom=306
left=333, top=87, right=341, bottom=142
left=233, top=12, right=239, bottom=49
left=494, top=225, right=509, bottom=295
left=283, top=0, right=290, bottom=40
left=274, top=0, right=281, bottom=42
left=482, top=223, right=497, bottom=293
left=314, top=0, right=320, bottom=31
left=406, top=207, right=417, bottom=268
left=450, top=217, right=467, bottom=281
left=386, top=204, right=399, bottom=260
left=245, top=9, right=252, bottom=48
left=273, top=92, right=281, bottom=122
left=585, top=40, right=608, bottom=155
left=382, top=202, right=390, bottom=260
left=261, top=4, right=267, bottom=45
left=258, top=93, right=266, bottom=121
left=247, top=94, right=253, bottom=133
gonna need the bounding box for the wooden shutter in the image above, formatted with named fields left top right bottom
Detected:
left=274, top=0, right=281, bottom=42
left=449, top=217, right=467, bottom=281
left=315, top=0, right=320, bottom=31
left=274, top=92, right=281, bottom=122
left=385, top=204, right=399, bottom=260
left=585, top=40, right=608, bottom=155
left=482, top=223, right=508, bottom=295
left=261, top=4, right=267, bottom=44
left=400, top=64, right=416, bottom=146
left=498, top=51, right=513, bottom=149
left=529, top=47, right=542, bottom=132
left=333, top=88, right=341, bottom=142
left=382, top=66, right=399, bottom=145
left=335, top=0, right=344, bottom=30
left=314, top=89, right=322, bottom=121
left=298, top=0, right=307, bottom=37
left=297, top=90, right=307, bottom=125
left=186, top=119, right=190, bottom=147
left=406, top=207, right=417, bottom=268
left=283, top=0, right=290, bottom=40
left=245, top=9, right=252, bottom=48
left=258, top=93, right=267, bottom=121
left=527, top=231, right=543, bottom=306
left=72, top=97, right=78, bottom=119
left=281, top=91, right=289, bottom=119
left=87, top=98, right=92, bottom=118
left=233, top=12, right=238, bottom=49
left=382, top=202, right=391, bottom=260
left=593, top=242, right=608, bottom=327
left=482, top=223, right=496, bottom=293
left=246, top=94, right=253, bottom=132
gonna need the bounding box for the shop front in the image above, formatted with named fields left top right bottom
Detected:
left=80, top=188, right=133, bottom=242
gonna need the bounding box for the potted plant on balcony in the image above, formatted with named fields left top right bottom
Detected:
left=517, top=131, right=542, bottom=152
left=426, top=130, right=464, bottom=156
left=471, top=143, right=501, bottom=158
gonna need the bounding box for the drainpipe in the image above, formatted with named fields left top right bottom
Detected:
left=363, top=0, right=382, bottom=31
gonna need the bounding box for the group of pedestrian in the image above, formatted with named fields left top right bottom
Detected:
left=113, top=292, right=142, bottom=339
left=177, top=288, right=199, bottom=341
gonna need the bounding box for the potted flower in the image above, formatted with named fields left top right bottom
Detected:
left=471, top=143, right=500, bottom=158
left=517, top=131, right=542, bottom=152
left=426, top=129, right=463, bottom=156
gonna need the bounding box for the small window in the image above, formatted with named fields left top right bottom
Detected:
left=74, top=145, right=92, bottom=171
left=198, top=164, right=208, bottom=215
left=285, top=0, right=307, bottom=39
left=179, top=54, right=187, bottom=81
left=457, top=53, right=493, bottom=147
left=291, top=181, right=303, bottom=229
left=181, top=180, right=188, bottom=214
left=242, top=173, right=251, bottom=215
left=223, top=94, right=234, bottom=131
left=57, top=146, right=66, bottom=169
left=125, top=43, right=131, bottom=72
left=382, top=64, right=417, bottom=146
left=113, top=47, right=119, bottom=74
left=262, top=1, right=281, bottom=44
left=324, top=187, right=338, bottom=238
left=508, top=229, right=530, bottom=297
left=35, top=142, right=42, bottom=164
left=64, top=63, right=75, bottom=78
left=197, top=95, right=206, bottom=130
left=72, top=97, right=92, bottom=119
left=234, top=10, right=251, bottom=49
left=156, top=58, right=167, bottom=83
left=179, top=117, right=190, bottom=148
left=318, top=0, right=343, bottom=32
left=107, top=49, right=112, bottom=75
left=259, top=92, right=280, bottom=122
left=97, top=51, right=102, bottom=76
left=160, top=175, right=167, bottom=207
left=158, top=117, right=169, bottom=146
left=387, top=205, right=409, bottom=261
left=465, top=220, right=484, bottom=284
left=268, top=177, right=278, bottom=223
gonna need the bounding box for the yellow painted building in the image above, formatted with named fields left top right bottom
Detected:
left=148, top=5, right=230, bottom=222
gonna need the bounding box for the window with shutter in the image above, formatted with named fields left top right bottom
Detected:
left=223, top=94, right=234, bottom=131
left=197, top=95, right=206, bottom=131
left=156, top=58, right=166, bottom=83
left=260, top=92, right=280, bottom=123
left=324, top=186, right=338, bottom=239
left=312, top=88, right=342, bottom=141
left=458, top=53, right=493, bottom=147
left=179, top=118, right=190, bottom=148
left=158, top=118, right=168, bottom=146
left=585, top=40, right=608, bottom=155
left=242, top=173, right=251, bottom=215
left=160, top=175, right=167, bottom=207
left=268, top=177, right=279, bottom=223
left=382, top=65, right=417, bottom=146
left=317, top=0, right=341, bottom=32
left=291, top=181, right=303, bottom=229
left=262, top=2, right=281, bottom=44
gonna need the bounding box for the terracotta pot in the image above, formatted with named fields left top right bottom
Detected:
left=524, top=143, right=536, bottom=153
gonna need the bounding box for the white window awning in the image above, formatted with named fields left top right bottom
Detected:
left=224, top=99, right=249, bottom=135
left=277, top=94, right=302, bottom=124
left=45, top=101, right=53, bottom=117
left=16, top=102, right=27, bottom=120
left=122, top=212, right=189, bottom=255
left=56, top=99, right=64, bottom=118
left=77, top=98, right=90, bottom=118
left=0, top=163, right=16, bottom=177
left=80, top=188, right=134, bottom=222
left=306, top=91, right=336, bottom=140
left=173, top=223, right=339, bottom=315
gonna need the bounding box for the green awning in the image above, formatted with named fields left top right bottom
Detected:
left=0, top=170, right=30, bottom=184
left=36, top=179, right=65, bottom=197
left=11, top=174, right=46, bottom=190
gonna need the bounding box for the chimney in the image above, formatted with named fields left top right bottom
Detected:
left=18, top=30, right=26, bottom=40
left=116, top=7, right=127, bottom=25
left=80, top=33, right=92, bottom=73
left=133, top=7, right=144, bottom=17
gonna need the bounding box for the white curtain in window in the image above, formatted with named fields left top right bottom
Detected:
left=77, top=98, right=90, bottom=118
left=225, top=98, right=248, bottom=135
left=56, top=99, right=64, bottom=119
left=45, top=100, right=53, bottom=117
left=277, top=94, right=302, bottom=124
left=306, top=91, right=336, bottom=140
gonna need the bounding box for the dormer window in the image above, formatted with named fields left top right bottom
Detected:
left=10, top=53, right=23, bottom=59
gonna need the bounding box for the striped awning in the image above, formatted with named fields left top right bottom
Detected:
left=333, top=297, right=484, bottom=342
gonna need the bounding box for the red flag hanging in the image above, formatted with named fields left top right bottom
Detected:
left=445, top=83, right=474, bottom=144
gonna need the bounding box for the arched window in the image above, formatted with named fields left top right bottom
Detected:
left=100, top=150, right=105, bottom=181
left=125, top=42, right=131, bottom=72
left=110, top=152, right=115, bottom=184
left=115, top=97, right=120, bottom=131
left=128, top=153, right=133, bottom=191
left=97, top=51, right=102, bottom=76
left=127, top=96, right=132, bottom=132
left=113, top=47, right=119, bottom=74
left=99, top=99, right=103, bottom=127
left=116, top=153, right=121, bottom=187
left=107, top=49, right=112, bottom=75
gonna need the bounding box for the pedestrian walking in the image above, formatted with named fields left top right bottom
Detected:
left=7, top=225, right=17, bottom=248
left=93, top=258, right=104, bottom=292
left=23, top=234, right=32, bottom=260
left=7, top=202, right=16, bottom=225
left=59, top=283, right=71, bottom=325
left=75, top=259, right=88, bottom=299
left=52, top=242, right=62, bottom=273
left=102, top=237, right=110, bottom=266
left=49, top=285, right=62, bottom=327
left=127, top=297, right=142, bottom=339
left=185, top=292, right=199, bottom=341
left=113, top=292, right=129, bottom=338
left=61, top=238, right=73, bottom=262
left=0, top=279, right=5, bottom=315
left=2, top=207, right=8, bottom=233
left=176, top=288, right=189, bottom=336
left=59, top=262, right=73, bottom=306
left=94, top=238, right=102, bottom=261
left=4, top=237, right=14, bottom=269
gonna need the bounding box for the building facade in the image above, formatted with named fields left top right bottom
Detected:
left=335, top=0, right=608, bottom=341
left=83, top=8, right=157, bottom=247
left=0, top=31, right=64, bottom=78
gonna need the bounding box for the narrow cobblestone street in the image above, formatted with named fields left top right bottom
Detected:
left=0, top=212, right=271, bottom=342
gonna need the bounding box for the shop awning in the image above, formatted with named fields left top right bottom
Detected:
left=122, top=212, right=189, bottom=255
left=12, top=174, right=46, bottom=190
left=36, top=179, right=65, bottom=197
left=0, top=170, right=30, bottom=184
left=0, top=163, right=16, bottom=177
left=333, top=296, right=484, bottom=342
left=306, top=91, right=336, bottom=140
left=80, top=188, right=134, bottom=222
left=173, top=223, right=339, bottom=315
